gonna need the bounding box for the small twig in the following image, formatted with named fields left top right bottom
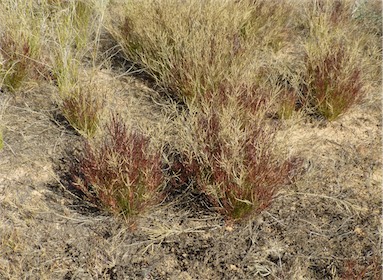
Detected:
left=3, top=141, right=16, bottom=156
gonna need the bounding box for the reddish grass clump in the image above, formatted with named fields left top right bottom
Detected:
left=0, top=34, right=45, bottom=92
left=73, top=114, right=163, bottom=218
left=173, top=92, right=300, bottom=221
left=304, top=45, right=364, bottom=120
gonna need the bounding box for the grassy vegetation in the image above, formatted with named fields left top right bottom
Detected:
left=0, top=0, right=381, bottom=278
left=297, top=0, right=374, bottom=120
left=0, top=0, right=106, bottom=133
left=168, top=89, right=300, bottom=220
left=0, top=0, right=381, bottom=220
left=60, top=80, right=105, bottom=137
left=106, top=0, right=380, bottom=219
left=0, top=0, right=47, bottom=92
left=107, top=0, right=295, bottom=104
left=73, top=114, right=164, bottom=219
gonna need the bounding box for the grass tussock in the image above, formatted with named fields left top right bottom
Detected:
left=296, top=0, right=372, bottom=120
left=51, top=0, right=103, bottom=136
left=303, top=42, right=364, bottom=120
left=73, top=114, right=164, bottom=218
left=61, top=81, right=105, bottom=137
left=0, top=0, right=48, bottom=92
left=108, top=0, right=295, bottom=104
left=171, top=91, right=300, bottom=220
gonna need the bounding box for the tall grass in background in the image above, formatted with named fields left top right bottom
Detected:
left=0, top=0, right=107, bottom=137
left=108, top=0, right=380, bottom=118
left=0, top=0, right=48, bottom=92
left=49, top=0, right=99, bottom=96
left=108, top=0, right=295, bottom=104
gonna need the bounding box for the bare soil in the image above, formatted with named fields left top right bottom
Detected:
left=0, top=69, right=381, bottom=279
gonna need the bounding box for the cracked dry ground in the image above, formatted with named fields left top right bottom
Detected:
left=0, top=70, right=381, bottom=279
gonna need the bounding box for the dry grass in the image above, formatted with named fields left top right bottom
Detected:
left=0, top=0, right=381, bottom=278
left=0, top=97, right=7, bottom=150
left=107, top=0, right=295, bottom=104
left=0, top=0, right=48, bottom=92
left=168, top=91, right=300, bottom=220
left=297, top=0, right=376, bottom=120
left=60, top=80, right=105, bottom=137
left=107, top=0, right=380, bottom=118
